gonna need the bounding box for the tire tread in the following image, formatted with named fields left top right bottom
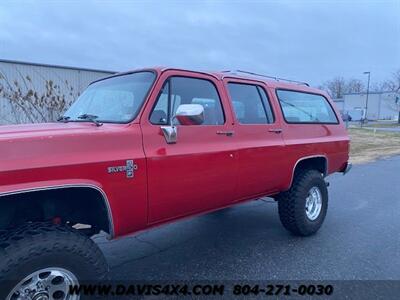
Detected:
left=277, top=169, right=327, bottom=236
left=0, top=222, right=108, bottom=283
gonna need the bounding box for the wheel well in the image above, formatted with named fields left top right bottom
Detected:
left=294, top=156, right=327, bottom=178
left=0, top=187, right=113, bottom=237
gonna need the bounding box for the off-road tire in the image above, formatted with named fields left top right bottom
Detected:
left=277, top=169, right=328, bottom=236
left=0, top=222, right=108, bottom=299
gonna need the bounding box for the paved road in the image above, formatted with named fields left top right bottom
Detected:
left=96, top=156, right=400, bottom=281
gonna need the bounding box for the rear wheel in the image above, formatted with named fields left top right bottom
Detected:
left=0, top=223, right=108, bottom=299
left=277, top=169, right=328, bottom=236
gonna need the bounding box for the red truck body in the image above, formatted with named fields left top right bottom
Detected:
left=0, top=67, right=350, bottom=238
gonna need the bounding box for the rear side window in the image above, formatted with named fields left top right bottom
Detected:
left=227, top=83, right=274, bottom=124
left=276, top=90, right=338, bottom=124
left=150, top=77, right=225, bottom=125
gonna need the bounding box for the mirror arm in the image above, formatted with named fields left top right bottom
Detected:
left=160, top=125, right=177, bottom=144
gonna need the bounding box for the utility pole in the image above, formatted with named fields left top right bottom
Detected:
left=363, top=71, right=371, bottom=125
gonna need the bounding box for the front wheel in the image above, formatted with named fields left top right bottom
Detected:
left=0, top=223, right=108, bottom=299
left=277, top=169, right=328, bottom=236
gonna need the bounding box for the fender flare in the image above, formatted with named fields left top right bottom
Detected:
left=0, top=182, right=114, bottom=238
left=287, top=155, right=328, bottom=189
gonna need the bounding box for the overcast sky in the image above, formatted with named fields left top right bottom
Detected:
left=0, top=0, right=399, bottom=87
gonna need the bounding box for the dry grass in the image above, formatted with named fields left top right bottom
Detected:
left=349, top=128, right=400, bottom=164
left=364, top=122, right=400, bottom=128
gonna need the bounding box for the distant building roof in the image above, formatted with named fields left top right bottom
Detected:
left=0, top=58, right=116, bottom=74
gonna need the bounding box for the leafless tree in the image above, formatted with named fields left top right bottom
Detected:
left=381, top=69, right=400, bottom=93
left=319, top=77, right=366, bottom=98
left=346, top=79, right=365, bottom=93
left=0, top=71, right=77, bottom=124
left=319, top=77, right=347, bottom=99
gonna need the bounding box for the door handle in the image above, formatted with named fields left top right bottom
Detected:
left=216, top=130, right=235, bottom=136
left=268, top=128, right=282, bottom=134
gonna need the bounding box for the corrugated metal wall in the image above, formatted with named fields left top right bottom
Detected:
left=0, top=60, right=114, bottom=124
left=343, top=92, right=399, bottom=121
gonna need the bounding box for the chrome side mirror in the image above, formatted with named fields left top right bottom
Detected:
left=160, top=104, right=204, bottom=144
left=175, top=104, right=204, bottom=126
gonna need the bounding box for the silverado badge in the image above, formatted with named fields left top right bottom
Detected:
left=108, top=160, right=138, bottom=178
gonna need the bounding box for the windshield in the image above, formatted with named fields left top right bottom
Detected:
left=64, top=71, right=156, bottom=123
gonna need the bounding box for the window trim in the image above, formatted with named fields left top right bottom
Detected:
left=256, top=86, right=275, bottom=124
left=275, top=88, right=339, bottom=125
left=149, top=79, right=171, bottom=125
left=226, top=81, right=276, bottom=125
left=148, top=75, right=226, bottom=126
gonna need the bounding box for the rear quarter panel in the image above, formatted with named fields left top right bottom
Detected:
left=267, top=86, right=350, bottom=190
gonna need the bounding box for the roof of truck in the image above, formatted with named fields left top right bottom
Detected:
left=99, top=66, right=326, bottom=96
left=209, top=70, right=323, bottom=94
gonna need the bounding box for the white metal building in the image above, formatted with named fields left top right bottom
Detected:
left=0, top=59, right=115, bottom=124
left=333, top=91, right=400, bottom=121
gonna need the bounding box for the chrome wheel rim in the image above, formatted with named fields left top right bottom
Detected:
left=305, top=186, right=322, bottom=221
left=7, top=267, right=79, bottom=300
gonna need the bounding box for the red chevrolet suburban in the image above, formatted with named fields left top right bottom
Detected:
left=0, top=68, right=350, bottom=298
